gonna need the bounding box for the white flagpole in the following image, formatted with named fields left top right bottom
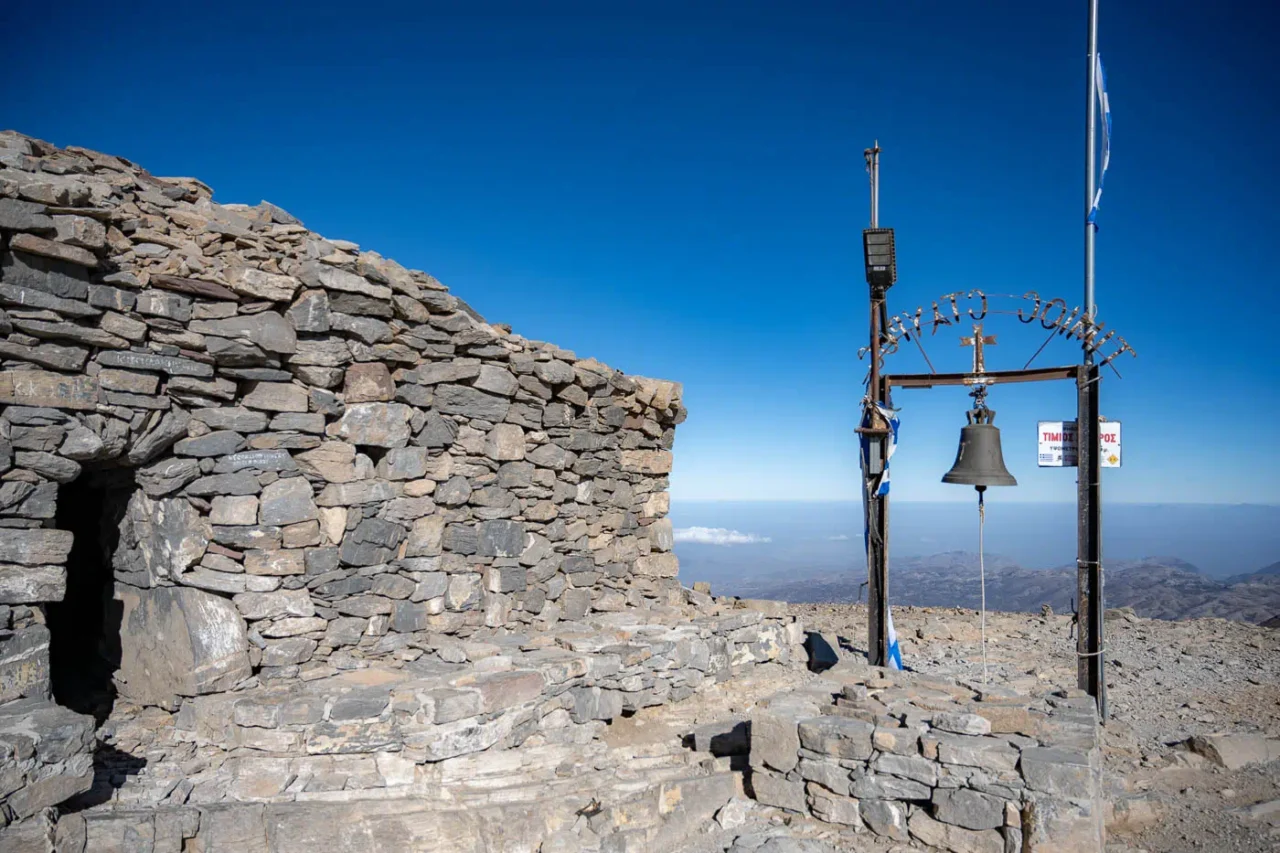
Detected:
left=1085, top=0, right=1099, bottom=326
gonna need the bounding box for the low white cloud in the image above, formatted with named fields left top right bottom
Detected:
left=673, top=527, right=771, bottom=546
left=827, top=534, right=851, bottom=541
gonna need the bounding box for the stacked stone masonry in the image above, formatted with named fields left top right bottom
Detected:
left=748, top=664, right=1105, bottom=853
left=85, top=608, right=791, bottom=810
left=0, top=130, right=806, bottom=845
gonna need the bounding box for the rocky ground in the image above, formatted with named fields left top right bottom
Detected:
left=785, top=602, right=1280, bottom=852
left=21, top=595, right=1279, bottom=852
left=608, top=661, right=908, bottom=853
left=15, top=598, right=1275, bottom=852
left=646, top=601, right=1280, bottom=853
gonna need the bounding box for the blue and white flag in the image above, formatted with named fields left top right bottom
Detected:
left=1087, top=53, right=1112, bottom=226
left=886, top=606, right=903, bottom=670
left=858, top=402, right=900, bottom=496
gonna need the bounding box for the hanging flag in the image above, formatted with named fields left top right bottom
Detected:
left=886, top=606, right=903, bottom=670
left=1087, top=54, right=1112, bottom=226
left=858, top=401, right=900, bottom=496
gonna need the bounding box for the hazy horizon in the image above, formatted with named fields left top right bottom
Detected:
left=669, top=500, right=1280, bottom=593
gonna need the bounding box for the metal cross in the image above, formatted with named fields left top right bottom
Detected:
left=961, top=323, right=997, bottom=375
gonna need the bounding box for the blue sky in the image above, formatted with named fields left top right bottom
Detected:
left=6, top=1, right=1277, bottom=503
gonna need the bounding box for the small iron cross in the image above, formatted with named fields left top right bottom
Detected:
left=961, top=323, right=997, bottom=374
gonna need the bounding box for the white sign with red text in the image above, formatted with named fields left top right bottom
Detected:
left=1038, top=421, right=1121, bottom=468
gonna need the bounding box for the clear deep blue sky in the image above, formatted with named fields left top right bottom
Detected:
left=6, top=1, right=1277, bottom=503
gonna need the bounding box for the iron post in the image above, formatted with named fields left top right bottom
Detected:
left=1079, top=0, right=1106, bottom=717
left=863, top=142, right=890, bottom=668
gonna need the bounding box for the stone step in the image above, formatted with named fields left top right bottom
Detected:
left=0, top=697, right=95, bottom=822
left=82, top=720, right=711, bottom=812
left=61, top=768, right=739, bottom=853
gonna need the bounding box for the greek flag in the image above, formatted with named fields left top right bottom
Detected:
left=859, top=402, right=899, bottom=496
left=1087, top=54, right=1112, bottom=226
left=886, top=607, right=903, bottom=670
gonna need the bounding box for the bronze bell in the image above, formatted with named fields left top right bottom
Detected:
left=942, top=407, right=1017, bottom=488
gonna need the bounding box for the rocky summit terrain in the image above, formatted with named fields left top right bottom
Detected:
left=738, top=553, right=1280, bottom=625
left=783, top=602, right=1280, bottom=853
left=599, top=598, right=1280, bottom=853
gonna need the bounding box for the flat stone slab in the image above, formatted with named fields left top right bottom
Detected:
left=0, top=697, right=95, bottom=819
left=1187, top=732, right=1280, bottom=770
left=116, top=585, right=252, bottom=709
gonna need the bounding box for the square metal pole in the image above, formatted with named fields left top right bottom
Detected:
left=863, top=142, right=890, bottom=669
left=865, top=378, right=890, bottom=668
left=866, top=499, right=886, bottom=667
left=1076, top=365, right=1105, bottom=717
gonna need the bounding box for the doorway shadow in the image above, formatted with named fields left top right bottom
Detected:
left=48, top=468, right=133, bottom=726
left=62, top=742, right=148, bottom=811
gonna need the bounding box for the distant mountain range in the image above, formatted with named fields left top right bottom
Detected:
left=732, top=552, right=1280, bottom=625
left=1224, top=560, right=1280, bottom=584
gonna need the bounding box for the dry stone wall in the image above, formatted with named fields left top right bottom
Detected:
left=747, top=665, right=1105, bottom=852
left=0, top=130, right=695, bottom=824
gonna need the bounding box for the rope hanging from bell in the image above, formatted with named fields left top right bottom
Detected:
left=977, top=486, right=988, bottom=684
left=942, top=382, right=1017, bottom=685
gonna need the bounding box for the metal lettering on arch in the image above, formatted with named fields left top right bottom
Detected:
left=859, top=289, right=1137, bottom=370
